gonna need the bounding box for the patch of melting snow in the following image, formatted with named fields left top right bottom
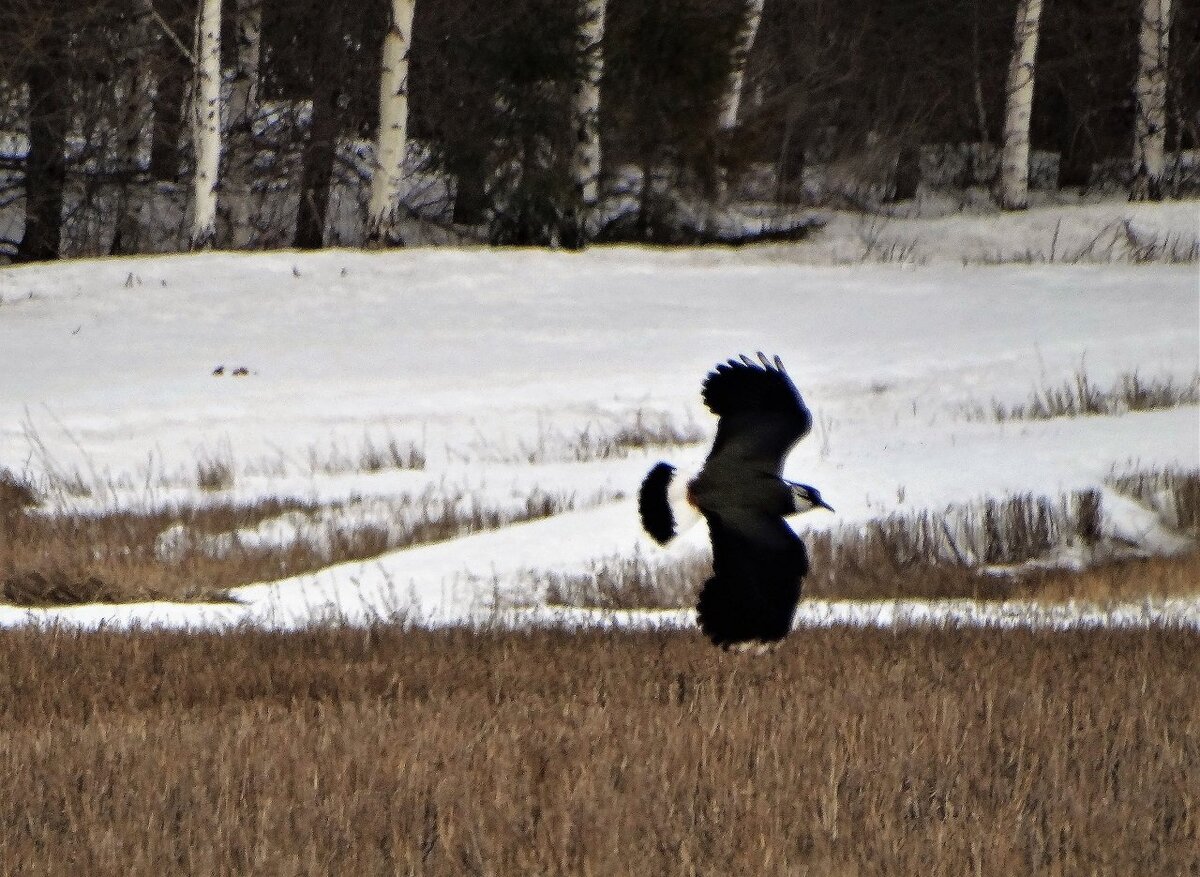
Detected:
left=494, top=596, right=1200, bottom=633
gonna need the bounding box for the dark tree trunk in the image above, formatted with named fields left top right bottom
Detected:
left=451, top=156, right=487, bottom=225
left=889, top=143, right=921, bottom=201
left=1057, top=131, right=1094, bottom=190
left=293, top=88, right=338, bottom=248
left=16, top=46, right=68, bottom=263
left=635, top=155, right=655, bottom=241
left=775, top=105, right=806, bottom=203
left=293, top=6, right=342, bottom=249
left=150, top=51, right=187, bottom=183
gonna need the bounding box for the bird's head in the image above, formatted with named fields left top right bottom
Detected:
left=787, top=482, right=834, bottom=514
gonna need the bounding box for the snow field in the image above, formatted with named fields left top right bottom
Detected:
left=1, top=210, right=1197, bottom=631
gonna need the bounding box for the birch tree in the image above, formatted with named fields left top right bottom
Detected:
left=569, top=0, right=607, bottom=219
left=997, top=0, right=1043, bottom=210
left=190, top=0, right=221, bottom=249
left=221, top=0, right=263, bottom=247
left=713, top=0, right=764, bottom=205
left=365, top=0, right=417, bottom=247
left=1131, top=0, right=1172, bottom=201
left=718, top=0, right=765, bottom=136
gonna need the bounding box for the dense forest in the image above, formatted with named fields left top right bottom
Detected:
left=0, top=0, right=1195, bottom=261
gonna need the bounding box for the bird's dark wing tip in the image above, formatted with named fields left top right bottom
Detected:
left=700, top=353, right=811, bottom=436
left=638, top=462, right=678, bottom=545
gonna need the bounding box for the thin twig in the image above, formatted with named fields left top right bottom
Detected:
left=146, top=0, right=196, bottom=65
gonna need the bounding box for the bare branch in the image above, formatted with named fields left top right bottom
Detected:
left=146, top=0, right=195, bottom=65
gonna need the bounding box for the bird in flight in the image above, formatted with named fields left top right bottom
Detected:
left=638, top=353, right=832, bottom=650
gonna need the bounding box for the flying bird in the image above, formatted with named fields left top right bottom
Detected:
left=638, top=353, right=832, bottom=650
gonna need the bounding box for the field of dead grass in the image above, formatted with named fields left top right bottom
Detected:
left=0, top=623, right=1196, bottom=875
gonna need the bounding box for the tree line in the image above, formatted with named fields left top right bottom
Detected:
left=0, top=0, right=1195, bottom=262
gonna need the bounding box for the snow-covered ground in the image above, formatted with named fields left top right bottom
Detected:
left=1, top=201, right=1197, bottom=631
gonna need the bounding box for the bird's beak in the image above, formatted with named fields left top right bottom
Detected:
left=818, top=499, right=835, bottom=512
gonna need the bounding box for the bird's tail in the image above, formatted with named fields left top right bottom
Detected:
left=638, top=462, right=700, bottom=545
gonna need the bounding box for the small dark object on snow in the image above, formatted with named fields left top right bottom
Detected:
left=231, top=367, right=249, bottom=377
left=212, top=365, right=224, bottom=375
left=639, top=353, right=832, bottom=650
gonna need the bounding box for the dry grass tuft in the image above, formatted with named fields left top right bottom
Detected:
left=0, top=468, right=39, bottom=516
left=509, top=409, right=705, bottom=464
left=596, top=409, right=706, bottom=457
left=195, top=455, right=236, bottom=492
left=963, top=369, right=1200, bottom=422
left=537, top=549, right=711, bottom=609
left=0, top=624, right=1196, bottom=874
left=1108, top=467, right=1200, bottom=533
left=1, top=569, right=121, bottom=607
left=309, top=434, right=427, bottom=474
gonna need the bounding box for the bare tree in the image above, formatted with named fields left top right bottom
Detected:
left=997, top=0, right=1043, bottom=209
left=569, top=0, right=607, bottom=224
left=713, top=0, right=764, bottom=203
left=1131, top=0, right=1172, bottom=201
left=293, top=2, right=342, bottom=249
left=189, top=0, right=221, bottom=249
left=718, top=0, right=764, bottom=136
left=111, top=0, right=157, bottom=255
left=13, top=5, right=69, bottom=262
left=221, top=0, right=263, bottom=247
left=365, top=0, right=417, bottom=247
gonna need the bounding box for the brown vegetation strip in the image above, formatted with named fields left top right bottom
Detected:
left=0, top=624, right=1196, bottom=874
left=962, top=369, right=1200, bottom=422
left=541, top=529, right=1200, bottom=610
left=0, top=472, right=579, bottom=606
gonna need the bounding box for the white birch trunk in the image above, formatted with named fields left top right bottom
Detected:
left=712, top=0, right=765, bottom=209
left=718, top=0, right=765, bottom=134
left=570, top=0, right=607, bottom=209
left=366, top=0, right=417, bottom=246
left=1131, top=0, right=1172, bottom=201
left=189, top=0, right=221, bottom=249
left=223, top=0, right=262, bottom=247
left=997, top=0, right=1043, bottom=210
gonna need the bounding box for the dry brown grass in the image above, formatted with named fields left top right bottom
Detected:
left=1004, top=550, right=1200, bottom=602
left=537, top=540, right=1200, bottom=610
left=0, top=485, right=583, bottom=607
left=540, top=478, right=1200, bottom=609
left=537, top=549, right=712, bottom=609
left=503, top=408, right=705, bottom=464
left=308, top=434, right=427, bottom=474
left=4, top=463, right=1195, bottom=610
left=962, top=368, right=1200, bottom=422
left=0, top=624, right=1196, bottom=875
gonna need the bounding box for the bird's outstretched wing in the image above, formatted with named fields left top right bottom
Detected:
left=696, top=510, right=808, bottom=647
left=701, top=353, right=812, bottom=474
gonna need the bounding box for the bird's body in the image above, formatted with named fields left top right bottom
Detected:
left=638, top=353, right=831, bottom=649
